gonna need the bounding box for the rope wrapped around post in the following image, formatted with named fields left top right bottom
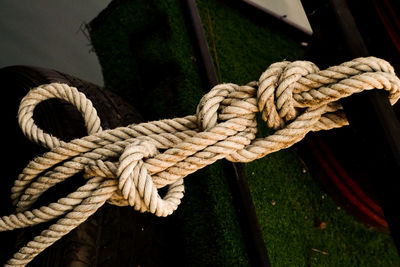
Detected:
left=1, top=57, right=400, bottom=266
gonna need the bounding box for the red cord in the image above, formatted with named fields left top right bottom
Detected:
left=306, top=136, right=388, bottom=228
left=373, top=0, right=400, bottom=53
left=315, top=137, right=385, bottom=217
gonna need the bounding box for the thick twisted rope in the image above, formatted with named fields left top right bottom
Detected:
left=1, top=57, right=400, bottom=266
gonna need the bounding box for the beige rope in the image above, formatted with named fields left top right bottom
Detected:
left=1, top=57, right=400, bottom=266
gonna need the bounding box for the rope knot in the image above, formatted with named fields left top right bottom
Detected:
left=84, top=140, right=185, bottom=217
left=196, top=83, right=237, bottom=130
left=116, top=140, right=158, bottom=206
left=257, top=60, right=319, bottom=130
left=196, top=83, right=259, bottom=130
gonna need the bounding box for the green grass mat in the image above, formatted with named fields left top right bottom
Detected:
left=89, top=0, right=400, bottom=265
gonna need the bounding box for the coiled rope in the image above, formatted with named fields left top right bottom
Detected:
left=1, top=57, right=400, bottom=266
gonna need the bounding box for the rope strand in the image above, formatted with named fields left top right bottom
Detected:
left=1, top=57, right=399, bottom=266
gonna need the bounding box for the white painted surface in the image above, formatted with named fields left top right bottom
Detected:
left=243, top=0, right=313, bottom=35
left=0, top=0, right=110, bottom=85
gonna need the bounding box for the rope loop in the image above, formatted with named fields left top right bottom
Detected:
left=18, top=83, right=102, bottom=149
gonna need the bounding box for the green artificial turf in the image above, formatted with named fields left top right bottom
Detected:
left=89, top=0, right=400, bottom=266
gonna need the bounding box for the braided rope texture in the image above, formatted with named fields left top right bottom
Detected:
left=1, top=57, right=399, bottom=266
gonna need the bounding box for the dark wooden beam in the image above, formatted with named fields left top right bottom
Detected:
left=182, top=0, right=271, bottom=266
